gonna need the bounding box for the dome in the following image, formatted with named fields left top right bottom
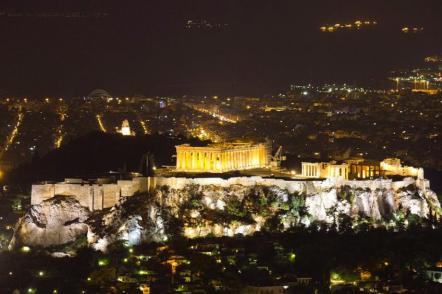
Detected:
left=88, top=89, right=112, bottom=99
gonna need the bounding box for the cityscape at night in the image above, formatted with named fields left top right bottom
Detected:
left=1, top=1, right=442, bottom=293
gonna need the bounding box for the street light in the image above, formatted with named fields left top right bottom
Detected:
left=21, top=246, right=31, bottom=253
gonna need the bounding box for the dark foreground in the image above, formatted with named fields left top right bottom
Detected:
left=1, top=229, right=442, bottom=293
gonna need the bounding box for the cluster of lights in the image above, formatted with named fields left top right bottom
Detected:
left=188, top=104, right=238, bottom=124
left=105, top=97, right=131, bottom=104
left=425, top=55, right=442, bottom=63
left=184, top=19, right=229, bottom=30
left=390, top=76, right=440, bottom=93
left=189, top=127, right=221, bottom=143
left=401, top=26, right=424, bottom=34
left=27, top=288, right=58, bottom=294
left=138, top=118, right=150, bottom=135
left=54, top=109, right=67, bottom=148
left=0, top=109, right=24, bottom=160
left=291, top=83, right=368, bottom=94
left=320, top=20, right=377, bottom=32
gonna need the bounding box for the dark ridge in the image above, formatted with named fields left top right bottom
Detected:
left=4, top=131, right=208, bottom=188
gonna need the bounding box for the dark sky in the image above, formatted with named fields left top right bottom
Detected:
left=1, top=0, right=442, bottom=97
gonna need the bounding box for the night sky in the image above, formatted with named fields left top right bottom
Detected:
left=1, top=0, right=442, bottom=97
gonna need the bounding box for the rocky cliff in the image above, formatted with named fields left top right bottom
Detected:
left=10, top=177, right=441, bottom=252
left=9, top=196, right=90, bottom=249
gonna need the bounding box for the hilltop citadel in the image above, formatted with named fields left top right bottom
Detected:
left=31, top=141, right=428, bottom=212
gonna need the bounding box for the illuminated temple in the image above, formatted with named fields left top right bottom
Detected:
left=175, top=142, right=269, bottom=173
left=301, top=158, right=423, bottom=180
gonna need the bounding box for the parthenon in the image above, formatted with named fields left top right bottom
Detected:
left=175, top=141, right=270, bottom=173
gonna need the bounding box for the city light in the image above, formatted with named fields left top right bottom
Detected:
left=288, top=252, right=296, bottom=263
left=54, top=109, right=66, bottom=148
left=139, top=118, right=149, bottom=134
left=330, top=272, right=345, bottom=285
left=187, top=103, right=239, bottom=123
left=21, top=246, right=31, bottom=253
left=320, top=19, right=377, bottom=32
left=0, top=109, right=24, bottom=160
left=98, top=258, right=109, bottom=266
left=96, top=114, right=107, bottom=132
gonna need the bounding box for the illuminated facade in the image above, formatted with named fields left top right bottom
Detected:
left=118, top=119, right=134, bottom=136
left=380, top=158, right=423, bottom=179
left=302, top=160, right=381, bottom=180
left=302, top=158, right=422, bottom=180
left=302, top=159, right=381, bottom=180
left=301, top=162, right=349, bottom=180
left=31, top=176, right=149, bottom=211
left=347, top=160, right=383, bottom=179
left=175, top=142, right=269, bottom=173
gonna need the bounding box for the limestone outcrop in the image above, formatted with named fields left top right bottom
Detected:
left=10, top=177, right=441, bottom=252
left=154, top=177, right=440, bottom=238
left=10, top=194, right=169, bottom=252
left=9, top=196, right=90, bottom=249
left=87, top=197, right=168, bottom=251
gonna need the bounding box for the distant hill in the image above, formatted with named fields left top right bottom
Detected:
left=5, top=132, right=207, bottom=187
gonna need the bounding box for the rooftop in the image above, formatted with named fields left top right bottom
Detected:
left=177, top=140, right=266, bottom=150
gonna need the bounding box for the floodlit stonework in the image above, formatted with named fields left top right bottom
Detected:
left=175, top=141, right=269, bottom=173
left=31, top=176, right=150, bottom=211
left=381, top=158, right=423, bottom=178
left=29, top=153, right=426, bottom=216
left=21, top=174, right=439, bottom=250
left=301, top=162, right=350, bottom=180
left=301, top=158, right=423, bottom=180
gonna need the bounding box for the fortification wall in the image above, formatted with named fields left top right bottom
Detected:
left=31, top=177, right=150, bottom=211
left=54, top=184, right=93, bottom=208
left=118, top=177, right=148, bottom=197
left=152, top=176, right=320, bottom=194
left=102, top=185, right=120, bottom=209
left=152, top=176, right=424, bottom=195
left=31, top=185, right=56, bottom=205
left=31, top=176, right=427, bottom=211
